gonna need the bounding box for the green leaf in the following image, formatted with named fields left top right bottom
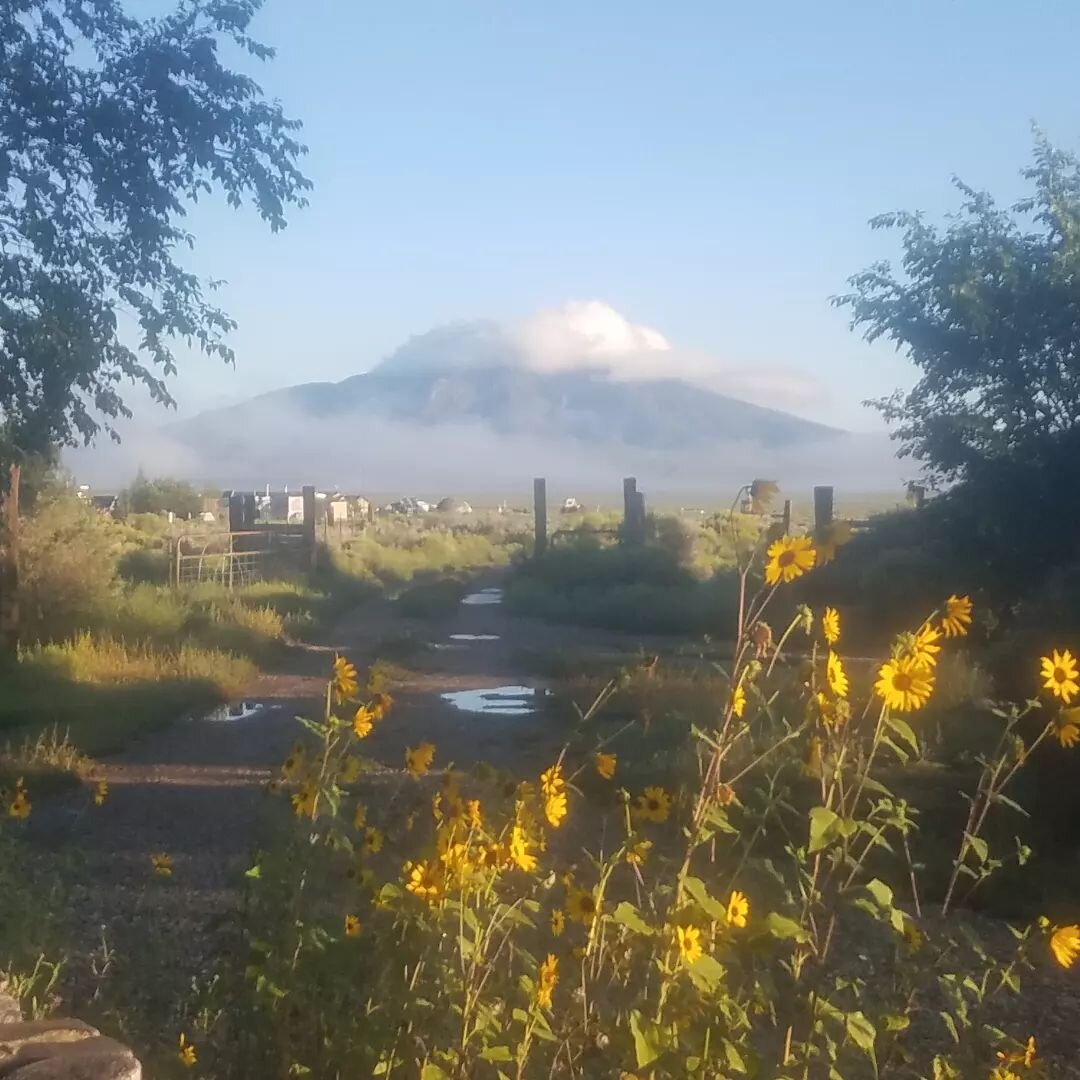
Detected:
left=845, top=1011, right=876, bottom=1055
left=687, top=954, right=726, bottom=994
left=883, top=1013, right=910, bottom=1033
left=939, top=1011, right=959, bottom=1044
left=421, top=1066, right=450, bottom=1080
left=865, top=878, right=894, bottom=910
left=613, top=901, right=653, bottom=936
left=964, top=834, right=989, bottom=865
left=683, top=876, right=728, bottom=921
left=722, top=1038, right=747, bottom=1072
left=765, top=913, right=809, bottom=942
left=480, top=1047, right=512, bottom=1063
left=808, top=806, right=840, bottom=853
left=629, top=1009, right=663, bottom=1067
left=886, top=713, right=920, bottom=756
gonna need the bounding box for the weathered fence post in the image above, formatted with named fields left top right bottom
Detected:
left=633, top=490, right=647, bottom=541
left=0, top=464, right=21, bottom=653
left=623, top=477, right=646, bottom=545
left=533, top=478, right=547, bottom=557
left=813, top=486, right=834, bottom=534
left=302, top=485, right=317, bottom=570
left=781, top=498, right=792, bottom=535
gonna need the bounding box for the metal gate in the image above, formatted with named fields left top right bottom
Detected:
left=172, top=527, right=310, bottom=587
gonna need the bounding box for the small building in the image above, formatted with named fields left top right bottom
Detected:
left=436, top=497, right=473, bottom=514
left=268, top=491, right=306, bottom=523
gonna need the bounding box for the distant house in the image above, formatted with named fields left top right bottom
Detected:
left=327, top=495, right=349, bottom=524
left=268, top=491, right=306, bottom=522
left=90, top=494, right=118, bottom=516
left=436, top=497, right=473, bottom=514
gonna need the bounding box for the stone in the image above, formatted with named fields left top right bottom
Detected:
left=0, top=1021, right=98, bottom=1062
left=0, top=1036, right=140, bottom=1080
left=0, top=998, right=19, bottom=1026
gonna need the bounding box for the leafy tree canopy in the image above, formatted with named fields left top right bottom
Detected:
left=0, top=0, right=310, bottom=459
left=121, top=469, right=202, bottom=517
left=835, top=136, right=1080, bottom=483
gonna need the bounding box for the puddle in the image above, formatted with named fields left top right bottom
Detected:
left=441, top=685, right=549, bottom=716
left=204, top=701, right=263, bottom=722
left=461, top=587, right=504, bottom=606
left=450, top=633, right=501, bottom=642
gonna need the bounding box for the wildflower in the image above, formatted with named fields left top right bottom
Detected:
left=826, top=651, right=848, bottom=698
left=405, top=742, right=436, bottom=777
left=535, top=953, right=558, bottom=1009
left=540, top=763, right=564, bottom=797
left=626, top=838, right=652, bottom=866
left=540, top=763, right=568, bottom=827
left=352, top=706, right=374, bottom=738
left=1041, top=649, right=1080, bottom=705
left=815, top=691, right=848, bottom=729
left=177, top=1033, right=197, bottom=1068
left=344, top=913, right=362, bottom=937
left=93, top=780, right=108, bottom=806
left=291, top=781, right=317, bottom=818
left=715, top=782, right=736, bottom=806
left=1051, top=924, right=1080, bottom=968
left=353, top=803, right=368, bottom=830
left=404, top=860, right=444, bottom=903
left=751, top=621, right=774, bottom=658
left=509, top=824, right=538, bottom=872
left=339, top=756, right=362, bottom=784
left=544, top=788, right=568, bottom=827
left=7, top=779, right=30, bottom=819
left=726, top=890, right=749, bottom=929
left=595, top=752, right=617, bottom=780
left=333, top=655, right=359, bottom=701
left=676, top=924, right=703, bottom=965
left=764, top=535, right=816, bottom=585
left=822, top=606, right=840, bottom=646
left=875, top=655, right=934, bottom=712
left=151, top=853, right=174, bottom=877
left=996, top=1036, right=1036, bottom=1070
left=731, top=682, right=746, bottom=718
left=634, top=786, right=672, bottom=823
left=909, top=622, right=942, bottom=669
left=940, top=594, right=973, bottom=638
left=816, top=520, right=852, bottom=567
left=370, top=691, right=393, bottom=721
left=551, top=908, right=565, bottom=936
left=281, top=750, right=305, bottom=781
left=567, top=888, right=599, bottom=925
left=362, top=826, right=384, bottom=855
left=465, top=799, right=482, bottom=829
left=1056, top=712, right=1080, bottom=749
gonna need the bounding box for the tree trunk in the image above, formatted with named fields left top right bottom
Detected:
left=0, top=463, right=21, bottom=654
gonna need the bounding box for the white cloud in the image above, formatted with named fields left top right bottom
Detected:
left=374, top=300, right=826, bottom=411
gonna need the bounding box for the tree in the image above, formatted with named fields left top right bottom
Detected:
left=122, top=471, right=202, bottom=517
left=834, top=136, right=1080, bottom=484
left=0, top=0, right=309, bottom=646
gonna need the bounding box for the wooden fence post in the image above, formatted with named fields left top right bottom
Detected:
left=813, top=486, right=834, bottom=534
left=533, top=478, right=547, bottom=557
left=633, top=490, right=647, bottom=540
left=781, top=498, right=792, bottom=535
left=0, top=464, right=21, bottom=653
left=302, top=485, right=317, bottom=570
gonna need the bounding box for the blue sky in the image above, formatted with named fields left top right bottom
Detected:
left=166, top=0, right=1080, bottom=431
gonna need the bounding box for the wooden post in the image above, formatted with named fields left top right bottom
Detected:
left=533, top=478, right=547, bottom=557
left=781, top=498, right=792, bottom=535
left=623, top=477, right=637, bottom=533
left=0, top=463, right=21, bottom=653
left=633, top=490, right=647, bottom=541
left=813, top=486, right=834, bottom=534
left=228, top=492, right=244, bottom=533
left=302, top=485, right=317, bottom=570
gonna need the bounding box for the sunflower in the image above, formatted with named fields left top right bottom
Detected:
left=339, top=756, right=362, bottom=785
left=567, top=888, right=599, bottom=925
left=625, top=838, right=652, bottom=866
left=540, top=763, right=564, bottom=797
left=465, top=798, right=483, bottom=829
left=332, top=655, right=359, bottom=701
left=353, top=802, right=367, bottom=830
left=764, top=535, right=816, bottom=586
left=909, top=622, right=942, bottom=669
left=1056, top=713, right=1080, bottom=749
left=996, top=1036, right=1037, bottom=1070
left=731, top=682, right=746, bottom=718
left=940, top=595, right=973, bottom=638
left=634, top=786, right=672, bottom=823
left=370, top=691, right=394, bottom=721
left=1051, top=924, right=1080, bottom=968
left=551, top=908, right=565, bottom=937
left=1041, top=649, right=1080, bottom=704
left=93, top=781, right=109, bottom=806
left=535, top=953, right=558, bottom=1009
left=509, top=824, right=538, bottom=872
left=344, top=913, right=362, bottom=937
left=815, top=520, right=852, bottom=567
left=675, top=924, right=703, bottom=965
left=405, top=742, right=436, bottom=777
left=875, top=655, right=934, bottom=712
left=822, top=606, right=840, bottom=646
left=7, top=779, right=30, bottom=820
left=178, top=1034, right=197, bottom=1068
left=362, top=826, right=384, bottom=854
left=291, top=781, right=317, bottom=818
left=595, top=752, right=617, bottom=780
left=826, top=651, right=848, bottom=698
left=352, top=706, right=374, bottom=738
left=544, top=788, right=568, bottom=828
left=726, top=889, right=749, bottom=928
left=151, top=852, right=174, bottom=877
left=281, top=748, right=306, bottom=781
left=404, top=860, right=444, bottom=903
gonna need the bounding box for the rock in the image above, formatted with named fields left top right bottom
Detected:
left=0, top=1021, right=98, bottom=1062
left=0, top=1036, right=140, bottom=1079
left=0, top=998, right=19, bottom=1026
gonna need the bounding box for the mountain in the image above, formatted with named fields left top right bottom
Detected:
left=171, top=365, right=841, bottom=463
